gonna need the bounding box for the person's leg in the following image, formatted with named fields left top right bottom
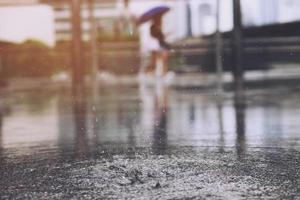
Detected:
left=146, top=51, right=157, bottom=74
left=156, top=52, right=167, bottom=77
left=162, top=50, right=169, bottom=76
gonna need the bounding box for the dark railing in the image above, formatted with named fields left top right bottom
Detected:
left=171, top=21, right=300, bottom=72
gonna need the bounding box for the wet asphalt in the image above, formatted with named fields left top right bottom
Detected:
left=0, top=84, right=299, bottom=199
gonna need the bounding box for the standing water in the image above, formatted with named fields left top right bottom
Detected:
left=0, top=85, right=299, bottom=199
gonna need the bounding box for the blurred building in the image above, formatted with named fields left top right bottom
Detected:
left=48, top=0, right=300, bottom=45
left=186, top=0, right=300, bottom=35
left=53, top=0, right=121, bottom=42
left=278, top=0, right=300, bottom=23
left=242, top=0, right=300, bottom=27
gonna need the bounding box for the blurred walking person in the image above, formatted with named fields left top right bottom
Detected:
left=149, top=15, right=170, bottom=77
left=138, top=6, right=173, bottom=82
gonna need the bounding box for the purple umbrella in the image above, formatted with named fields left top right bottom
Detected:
left=137, top=6, right=170, bottom=25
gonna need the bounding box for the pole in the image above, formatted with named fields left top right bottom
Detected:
left=88, top=0, right=100, bottom=147
left=232, top=0, right=246, bottom=157
left=232, top=0, right=244, bottom=96
left=186, top=0, right=192, bottom=37
left=215, top=0, right=223, bottom=95
left=88, top=0, right=99, bottom=91
left=0, top=55, right=2, bottom=80
left=71, top=0, right=84, bottom=92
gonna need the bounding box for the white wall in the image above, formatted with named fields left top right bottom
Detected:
left=242, top=0, right=300, bottom=26
left=278, top=0, right=300, bottom=23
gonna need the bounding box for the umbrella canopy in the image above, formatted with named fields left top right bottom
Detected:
left=137, top=6, right=170, bottom=25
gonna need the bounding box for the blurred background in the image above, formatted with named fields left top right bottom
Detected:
left=0, top=0, right=300, bottom=151
left=1, top=0, right=300, bottom=78
left=0, top=1, right=300, bottom=198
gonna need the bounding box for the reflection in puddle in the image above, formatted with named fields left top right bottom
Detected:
left=150, top=82, right=169, bottom=155
left=0, top=101, right=3, bottom=159
left=73, top=90, right=89, bottom=158
left=234, top=95, right=247, bottom=157
left=0, top=86, right=300, bottom=157
left=216, top=100, right=225, bottom=152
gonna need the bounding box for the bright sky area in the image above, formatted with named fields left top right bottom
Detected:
left=0, top=5, right=55, bottom=46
